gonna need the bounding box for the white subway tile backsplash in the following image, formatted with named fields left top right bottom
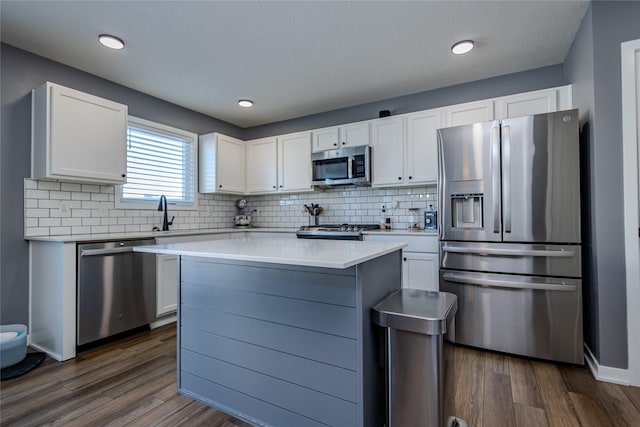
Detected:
left=61, top=183, right=82, bottom=192
left=81, top=184, right=100, bottom=193
left=72, top=192, right=91, bottom=201
left=24, top=178, right=437, bottom=236
left=49, top=191, right=71, bottom=200
left=38, top=181, right=60, bottom=191
left=26, top=189, right=50, bottom=199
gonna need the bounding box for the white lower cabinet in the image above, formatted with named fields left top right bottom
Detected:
left=402, top=252, right=439, bottom=291
left=364, top=233, right=439, bottom=291
left=156, top=254, right=178, bottom=316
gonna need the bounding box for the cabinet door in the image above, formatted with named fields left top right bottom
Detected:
left=402, top=252, right=439, bottom=291
left=496, top=88, right=558, bottom=119
left=216, top=135, right=246, bottom=193
left=445, top=100, right=494, bottom=127
left=157, top=254, right=178, bottom=316
left=312, top=127, right=339, bottom=152
left=278, top=132, right=312, bottom=192
left=45, top=83, right=127, bottom=183
left=406, top=109, right=442, bottom=184
left=371, top=117, right=405, bottom=186
left=246, top=137, right=278, bottom=193
left=340, top=122, right=370, bottom=147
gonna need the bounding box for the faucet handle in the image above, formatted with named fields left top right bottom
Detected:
left=168, top=216, right=175, bottom=226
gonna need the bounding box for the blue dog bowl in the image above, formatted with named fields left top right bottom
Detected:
left=0, top=324, right=28, bottom=369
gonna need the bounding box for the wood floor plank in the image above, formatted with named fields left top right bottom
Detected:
left=622, top=383, right=640, bottom=414
left=484, top=350, right=510, bottom=375
left=532, top=362, right=581, bottom=427
left=124, top=394, right=198, bottom=427
left=513, top=402, right=549, bottom=427
left=483, top=371, right=516, bottom=427
left=596, top=381, right=640, bottom=426
left=568, top=391, right=614, bottom=427
left=454, top=345, right=485, bottom=427
left=509, top=356, right=544, bottom=408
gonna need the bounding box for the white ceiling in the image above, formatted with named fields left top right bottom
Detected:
left=1, top=1, right=589, bottom=128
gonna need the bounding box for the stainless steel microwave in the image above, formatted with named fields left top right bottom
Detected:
left=311, top=145, right=371, bottom=186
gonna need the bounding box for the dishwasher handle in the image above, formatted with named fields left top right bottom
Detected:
left=442, top=272, right=577, bottom=292
left=80, top=247, right=135, bottom=257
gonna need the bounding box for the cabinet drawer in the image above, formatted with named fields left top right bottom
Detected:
left=365, top=233, right=438, bottom=253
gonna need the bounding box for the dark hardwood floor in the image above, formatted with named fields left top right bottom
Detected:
left=1, top=324, right=639, bottom=426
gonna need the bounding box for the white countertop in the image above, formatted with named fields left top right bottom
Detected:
left=134, top=236, right=407, bottom=269
left=24, top=227, right=297, bottom=243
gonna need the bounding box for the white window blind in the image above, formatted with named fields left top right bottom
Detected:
left=121, top=117, right=196, bottom=205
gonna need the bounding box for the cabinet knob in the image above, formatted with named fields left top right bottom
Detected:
left=279, top=185, right=283, bottom=188
left=121, top=174, right=126, bottom=178
left=333, top=143, right=338, bottom=147
left=219, top=185, right=222, bottom=188
left=398, top=177, right=402, bottom=180
left=408, top=176, right=413, bottom=180
left=273, top=185, right=276, bottom=189
left=341, top=142, right=346, bottom=145
left=403, top=257, right=407, bottom=262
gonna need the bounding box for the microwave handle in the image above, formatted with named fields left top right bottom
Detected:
left=348, top=156, right=353, bottom=179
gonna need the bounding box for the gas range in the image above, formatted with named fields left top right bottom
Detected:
left=296, top=224, right=380, bottom=241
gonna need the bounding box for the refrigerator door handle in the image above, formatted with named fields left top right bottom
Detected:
left=441, top=272, right=576, bottom=292
left=502, top=125, right=511, bottom=233
left=441, top=245, right=576, bottom=258
left=491, top=125, right=501, bottom=234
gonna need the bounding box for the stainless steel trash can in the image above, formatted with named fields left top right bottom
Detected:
left=372, top=289, right=463, bottom=427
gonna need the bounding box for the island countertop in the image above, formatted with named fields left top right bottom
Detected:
left=134, top=236, right=407, bottom=269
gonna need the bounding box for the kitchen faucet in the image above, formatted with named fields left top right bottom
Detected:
left=157, top=195, right=174, bottom=231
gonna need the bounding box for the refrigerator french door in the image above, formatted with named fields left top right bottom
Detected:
left=437, top=109, right=584, bottom=364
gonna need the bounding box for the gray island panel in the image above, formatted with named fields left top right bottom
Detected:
left=178, top=251, right=402, bottom=427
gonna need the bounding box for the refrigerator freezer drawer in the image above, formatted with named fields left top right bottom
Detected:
left=440, top=241, right=581, bottom=278
left=440, top=269, right=583, bottom=364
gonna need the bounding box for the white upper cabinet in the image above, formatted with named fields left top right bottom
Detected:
left=246, top=137, right=278, bottom=193
left=199, top=133, right=246, bottom=194
left=246, top=132, right=313, bottom=194
left=278, top=132, right=312, bottom=192
left=405, top=108, right=443, bottom=184
left=495, top=85, right=572, bottom=119
left=312, top=121, right=370, bottom=152
left=371, top=116, right=405, bottom=186
left=31, top=82, right=128, bottom=184
left=444, top=99, right=495, bottom=127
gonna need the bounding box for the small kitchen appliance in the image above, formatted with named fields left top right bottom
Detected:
left=311, top=145, right=371, bottom=187
left=234, top=199, right=255, bottom=227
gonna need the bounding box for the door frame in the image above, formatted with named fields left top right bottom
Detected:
left=621, top=38, right=640, bottom=387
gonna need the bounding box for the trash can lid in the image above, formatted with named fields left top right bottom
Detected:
left=371, top=289, right=458, bottom=335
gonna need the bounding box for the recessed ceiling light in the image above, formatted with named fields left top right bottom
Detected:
left=98, top=34, right=125, bottom=50
left=451, top=40, right=474, bottom=55
left=238, top=100, right=254, bottom=108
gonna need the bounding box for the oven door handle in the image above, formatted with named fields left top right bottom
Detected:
left=441, top=272, right=577, bottom=292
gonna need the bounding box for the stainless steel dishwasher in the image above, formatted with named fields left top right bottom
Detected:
left=77, top=239, right=157, bottom=346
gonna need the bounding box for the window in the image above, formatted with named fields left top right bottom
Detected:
left=118, top=116, right=198, bottom=209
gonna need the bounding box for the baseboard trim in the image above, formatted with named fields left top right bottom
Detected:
left=584, top=344, right=630, bottom=385
left=150, top=314, right=177, bottom=329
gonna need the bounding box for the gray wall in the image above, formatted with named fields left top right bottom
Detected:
left=564, top=0, right=640, bottom=369
left=0, top=43, right=243, bottom=325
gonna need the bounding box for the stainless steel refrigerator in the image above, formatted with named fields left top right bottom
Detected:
left=437, top=109, right=583, bottom=364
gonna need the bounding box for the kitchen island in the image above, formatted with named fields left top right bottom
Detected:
left=135, top=236, right=406, bottom=427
